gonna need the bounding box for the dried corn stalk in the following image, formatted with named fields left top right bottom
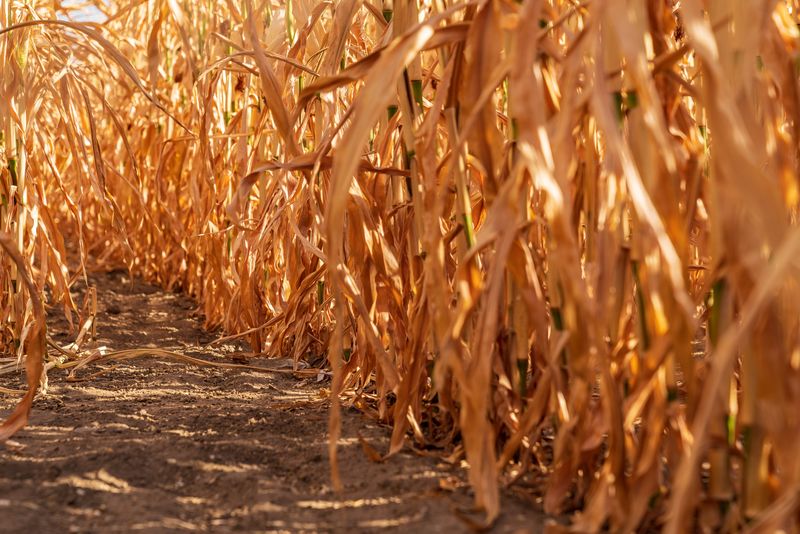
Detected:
left=2, top=0, right=800, bottom=531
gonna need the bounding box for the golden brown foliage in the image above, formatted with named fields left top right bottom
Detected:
left=2, top=0, right=800, bottom=531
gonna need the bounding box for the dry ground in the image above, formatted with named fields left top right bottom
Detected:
left=0, top=270, right=545, bottom=533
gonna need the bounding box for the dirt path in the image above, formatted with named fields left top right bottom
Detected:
left=0, top=270, right=543, bottom=533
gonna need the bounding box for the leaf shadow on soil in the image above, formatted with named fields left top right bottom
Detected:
left=0, top=270, right=545, bottom=533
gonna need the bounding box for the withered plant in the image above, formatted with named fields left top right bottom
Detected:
left=2, top=1, right=800, bottom=531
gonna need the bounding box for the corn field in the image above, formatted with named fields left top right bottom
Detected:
left=2, top=0, right=800, bottom=531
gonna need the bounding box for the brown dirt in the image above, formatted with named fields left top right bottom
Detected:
left=0, top=270, right=545, bottom=533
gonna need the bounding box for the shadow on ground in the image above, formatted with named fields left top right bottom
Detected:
left=0, top=270, right=544, bottom=533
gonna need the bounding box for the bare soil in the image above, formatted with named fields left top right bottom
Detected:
left=0, top=270, right=544, bottom=533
